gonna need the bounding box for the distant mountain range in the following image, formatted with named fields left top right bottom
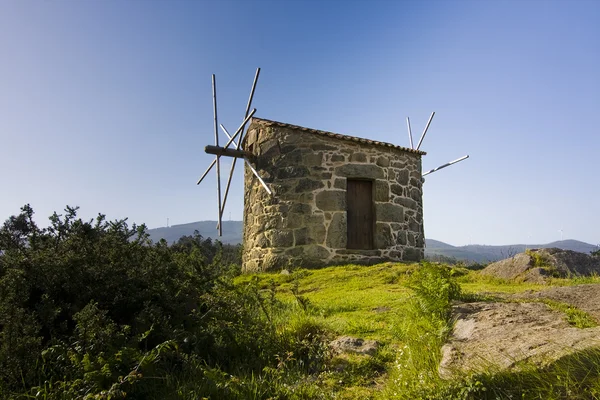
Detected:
left=147, top=221, right=598, bottom=262
left=424, top=239, right=599, bottom=263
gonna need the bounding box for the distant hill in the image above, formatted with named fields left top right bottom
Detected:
left=424, top=239, right=456, bottom=250
left=147, top=221, right=597, bottom=262
left=147, top=221, right=243, bottom=244
left=425, top=239, right=599, bottom=263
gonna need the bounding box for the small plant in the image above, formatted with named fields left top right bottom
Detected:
left=291, top=280, right=312, bottom=311
left=406, top=262, right=462, bottom=321
left=526, top=249, right=551, bottom=268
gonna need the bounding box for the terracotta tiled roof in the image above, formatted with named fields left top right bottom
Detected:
left=250, top=117, right=426, bottom=156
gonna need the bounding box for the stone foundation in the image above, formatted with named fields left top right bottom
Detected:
left=242, top=118, right=425, bottom=272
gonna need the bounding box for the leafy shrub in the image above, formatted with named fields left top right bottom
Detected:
left=0, top=205, right=331, bottom=399
left=405, top=262, right=461, bottom=321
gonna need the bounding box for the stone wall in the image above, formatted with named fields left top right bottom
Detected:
left=242, top=118, right=425, bottom=272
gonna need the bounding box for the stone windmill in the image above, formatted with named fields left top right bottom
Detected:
left=197, top=69, right=469, bottom=272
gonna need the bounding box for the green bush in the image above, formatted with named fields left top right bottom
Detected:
left=0, top=205, right=331, bottom=399
left=405, top=262, right=461, bottom=321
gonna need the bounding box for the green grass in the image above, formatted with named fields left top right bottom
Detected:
left=234, top=263, right=600, bottom=399
left=542, top=299, right=598, bottom=328
left=236, top=263, right=415, bottom=344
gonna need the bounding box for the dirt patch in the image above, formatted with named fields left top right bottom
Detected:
left=440, top=285, right=600, bottom=378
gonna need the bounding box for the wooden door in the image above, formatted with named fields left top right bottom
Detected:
left=347, top=179, right=374, bottom=249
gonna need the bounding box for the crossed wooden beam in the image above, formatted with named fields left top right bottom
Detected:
left=196, top=68, right=271, bottom=236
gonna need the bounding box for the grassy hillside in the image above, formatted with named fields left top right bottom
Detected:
left=234, top=263, right=600, bottom=399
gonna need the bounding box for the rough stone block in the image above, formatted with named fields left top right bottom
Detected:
left=290, top=203, right=312, bottom=214
left=350, top=152, right=367, bottom=162
left=247, top=248, right=265, bottom=262
left=281, top=147, right=303, bottom=161
left=287, top=192, right=314, bottom=204
left=390, top=222, right=404, bottom=232
left=407, top=232, right=415, bottom=247
left=331, top=154, right=345, bottom=162
left=263, top=216, right=284, bottom=230
left=308, top=223, right=326, bottom=244
left=376, top=203, right=404, bottom=223
left=282, top=214, right=302, bottom=229
left=388, top=250, right=402, bottom=259
left=410, top=187, right=421, bottom=202
left=304, top=245, right=331, bottom=260
left=326, top=212, right=347, bottom=248
left=315, top=190, right=346, bottom=211
left=335, top=249, right=382, bottom=256
left=295, top=178, right=325, bottom=193
left=265, top=229, right=294, bottom=247
left=294, top=227, right=309, bottom=246
left=260, top=139, right=280, bottom=158
left=393, top=197, right=418, bottom=210
left=262, top=252, right=287, bottom=271
left=390, top=183, right=404, bottom=196
left=410, top=177, right=422, bottom=187
left=255, top=233, right=268, bottom=248
left=408, top=217, right=420, bottom=233
left=376, top=156, right=390, bottom=167
left=403, top=247, right=422, bottom=261
left=243, top=259, right=259, bottom=272
left=335, top=164, right=384, bottom=179
left=396, top=169, right=409, bottom=185
left=375, top=223, right=392, bottom=249
left=311, top=143, right=338, bottom=151
left=284, top=246, right=304, bottom=257
left=333, top=178, right=346, bottom=190
left=415, top=234, right=424, bottom=248
left=375, top=180, right=389, bottom=202
left=246, top=129, right=259, bottom=147
left=303, top=152, right=323, bottom=166
left=277, top=166, right=310, bottom=179
left=391, top=160, right=407, bottom=169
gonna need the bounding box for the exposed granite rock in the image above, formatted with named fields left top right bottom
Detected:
left=481, top=248, right=600, bottom=283
left=330, top=335, right=379, bottom=356
left=440, top=298, right=600, bottom=379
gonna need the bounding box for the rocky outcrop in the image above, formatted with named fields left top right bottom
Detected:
left=509, top=284, right=600, bottom=322
left=480, top=248, right=600, bottom=283
left=330, top=336, right=379, bottom=356
left=439, top=299, right=600, bottom=378
left=242, top=118, right=425, bottom=272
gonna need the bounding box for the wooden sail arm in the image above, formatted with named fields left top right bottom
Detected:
left=204, top=145, right=253, bottom=159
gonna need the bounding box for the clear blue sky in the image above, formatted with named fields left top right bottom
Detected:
left=1, top=0, right=598, bottom=246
